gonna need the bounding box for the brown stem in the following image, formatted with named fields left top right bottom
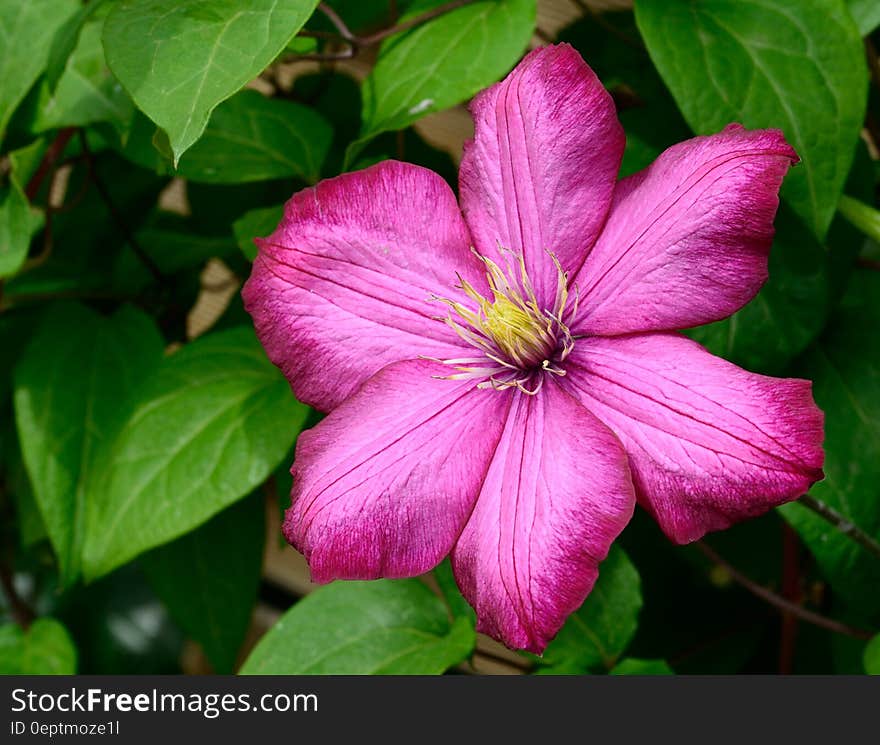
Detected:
left=798, top=494, right=880, bottom=562
left=286, top=46, right=355, bottom=63
left=78, top=132, right=166, bottom=285
left=694, top=541, right=873, bottom=641
left=0, top=288, right=133, bottom=311
left=857, top=257, right=880, bottom=272
left=535, top=26, right=554, bottom=44
left=570, top=0, right=644, bottom=50
left=19, top=163, right=70, bottom=274
left=25, top=127, right=77, bottom=201
left=316, top=2, right=356, bottom=41
left=286, top=0, right=479, bottom=62
left=359, top=0, right=476, bottom=45
left=779, top=524, right=801, bottom=674
left=864, top=39, right=880, bottom=153
left=468, top=647, right=532, bottom=673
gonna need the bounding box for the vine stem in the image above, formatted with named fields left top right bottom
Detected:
left=77, top=131, right=167, bottom=286
left=24, top=127, right=77, bottom=201
left=779, top=524, right=801, bottom=674
left=290, top=0, right=479, bottom=62
left=798, top=495, right=880, bottom=562
left=694, top=541, right=874, bottom=641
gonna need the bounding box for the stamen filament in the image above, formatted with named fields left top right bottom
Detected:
left=432, top=248, right=578, bottom=392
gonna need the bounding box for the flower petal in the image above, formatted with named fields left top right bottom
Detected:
left=243, top=160, right=481, bottom=411
left=459, top=43, right=624, bottom=304
left=573, top=125, right=798, bottom=336
left=451, top=382, right=635, bottom=654
left=563, top=333, right=824, bottom=544
left=285, top=359, right=510, bottom=583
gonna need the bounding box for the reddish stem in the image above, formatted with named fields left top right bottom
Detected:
left=24, top=127, right=76, bottom=201
left=779, top=524, right=801, bottom=674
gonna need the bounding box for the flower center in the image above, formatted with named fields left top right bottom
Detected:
left=431, top=250, right=576, bottom=395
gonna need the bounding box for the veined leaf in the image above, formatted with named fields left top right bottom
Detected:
left=103, top=0, right=321, bottom=163
left=142, top=493, right=265, bottom=673
left=0, top=619, right=77, bottom=675
left=175, top=90, right=331, bottom=184
left=82, top=326, right=309, bottom=580
left=538, top=547, right=642, bottom=674
left=0, top=0, right=79, bottom=142
left=780, top=270, right=880, bottom=617
left=241, top=580, right=475, bottom=674
left=636, top=0, right=867, bottom=239
left=14, top=303, right=165, bottom=585
left=353, top=0, right=535, bottom=160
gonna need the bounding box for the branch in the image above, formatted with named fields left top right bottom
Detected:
left=570, top=0, right=644, bottom=51
left=694, top=541, right=874, bottom=641
left=798, top=495, right=880, bottom=562
left=78, top=132, right=167, bottom=285
left=285, top=0, right=479, bottom=63
left=778, top=524, right=801, bottom=674
left=25, top=127, right=77, bottom=201
left=317, top=1, right=356, bottom=42
left=359, top=0, right=475, bottom=45
left=0, top=288, right=133, bottom=311
left=858, top=257, right=880, bottom=272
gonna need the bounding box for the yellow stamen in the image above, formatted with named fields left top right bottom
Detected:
left=432, top=248, right=576, bottom=392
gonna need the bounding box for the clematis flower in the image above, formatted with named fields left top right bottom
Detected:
left=243, top=44, right=824, bottom=653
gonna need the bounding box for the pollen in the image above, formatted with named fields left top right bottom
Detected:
left=431, top=249, right=577, bottom=395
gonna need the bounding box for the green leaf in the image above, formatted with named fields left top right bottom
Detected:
left=433, top=558, right=476, bottom=624
left=780, top=270, right=880, bottom=617
left=610, top=658, right=674, bottom=675
left=82, top=326, right=309, bottom=580
left=848, top=0, right=880, bottom=35
left=539, top=546, right=642, bottom=673
left=59, top=564, right=184, bottom=674
left=838, top=194, right=880, bottom=244
left=111, top=218, right=239, bottom=293
left=0, top=618, right=77, bottom=674
left=0, top=0, right=79, bottom=142
left=233, top=204, right=284, bottom=260
left=4, top=152, right=168, bottom=300
left=0, top=139, right=46, bottom=280
left=555, top=10, right=693, bottom=181
left=141, top=492, right=265, bottom=673
left=864, top=634, right=880, bottom=675
left=3, top=415, right=49, bottom=548
left=14, top=303, right=165, bottom=585
left=45, top=0, right=109, bottom=91
left=635, top=0, right=867, bottom=239
left=0, top=181, right=41, bottom=280
left=8, top=138, right=49, bottom=186
left=285, top=35, right=317, bottom=55
left=13, top=474, right=48, bottom=548
left=306, top=0, right=395, bottom=35
left=103, top=0, right=321, bottom=164
left=108, top=109, right=172, bottom=173
left=353, top=0, right=536, bottom=160
left=175, top=90, right=331, bottom=184
left=31, top=17, right=135, bottom=135
left=240, top=580, right=475, bottom=674
left=685, top=206, right=828, bottom=373
left=0, top=306, right=43, bottom=402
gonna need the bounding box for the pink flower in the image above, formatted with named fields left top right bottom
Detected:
left=243, top=44, right=824, bottom=654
